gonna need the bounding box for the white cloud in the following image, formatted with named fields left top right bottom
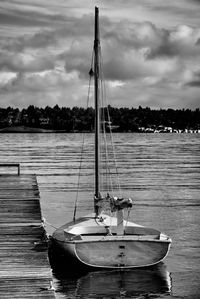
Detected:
left=0, top=68, right=89, bottom=108
left=0, top=71, right=16, bottom=85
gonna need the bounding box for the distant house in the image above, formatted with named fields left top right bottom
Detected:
left=22, top=114, right=29, bottom=124
left=14, top=111, right=21, bottom=125
left=39, top=117, right=50, bottom=125
left=7, top=112, right=14, bottom=126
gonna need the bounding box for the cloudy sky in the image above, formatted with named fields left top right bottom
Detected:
left=0, top=0, right=200, bottom=109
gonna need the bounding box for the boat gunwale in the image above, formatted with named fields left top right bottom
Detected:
left=54, top=235, right=172, bottom=244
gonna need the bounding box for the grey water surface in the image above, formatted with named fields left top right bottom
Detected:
left=0, top=133, right=200, bottom=298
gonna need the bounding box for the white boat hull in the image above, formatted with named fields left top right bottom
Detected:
left=52, top=214, right=171, bottom=269
left=59, top=238, right=170, bottom=269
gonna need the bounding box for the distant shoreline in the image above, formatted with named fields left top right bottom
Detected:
left=1, top=106, right=199, bottom=133
left=0, top=125, right=199, bottom=134
left=0, top=126, right=65, bottom=133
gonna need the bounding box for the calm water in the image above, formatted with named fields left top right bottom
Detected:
left=0, top=133, right=200, bottom=298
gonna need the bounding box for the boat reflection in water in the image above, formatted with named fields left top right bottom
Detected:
left=50, top=247, right=172, bottom=298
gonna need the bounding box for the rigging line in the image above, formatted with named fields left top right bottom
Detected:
left=99, top=48, right=122, bottom=197
left=101, top=102, right=110, bottom=194
left=106, top=105, right=122, bottom=197
left=73, top=51, right=94, bottom=222
left=73, top=132, right=85, bottom=222
left=101, top=94, right=112, bottom=194
left=125, top=208, right=131, bottom=228
left=99, top=48, right=113, bottom=189
left=98, top=44, right=106, bottom=196
left=99, top=67, right=107, bottom=193
left=99, top=47, right=114, bottom=196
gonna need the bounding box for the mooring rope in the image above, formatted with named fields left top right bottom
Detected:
left=43, top=218, right=59, bottom=230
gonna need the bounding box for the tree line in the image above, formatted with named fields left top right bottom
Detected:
left=0, top=105, right=199, bottom=132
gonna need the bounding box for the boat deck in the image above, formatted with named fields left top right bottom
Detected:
left=0, top=172, right=55, bottom=298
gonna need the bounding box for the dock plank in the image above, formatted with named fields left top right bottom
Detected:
left=0, top=174, right=55, bottom=298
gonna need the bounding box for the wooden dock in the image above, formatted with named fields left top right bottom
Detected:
left=0, top=172, right=56, bottom=298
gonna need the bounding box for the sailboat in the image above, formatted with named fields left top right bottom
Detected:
left=52, top=7, right=172, bottom=269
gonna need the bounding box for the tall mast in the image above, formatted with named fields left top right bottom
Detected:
left=94, top=6, right=100, bottom=215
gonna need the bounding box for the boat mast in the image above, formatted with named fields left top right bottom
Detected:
left=94, top=6, right=100, bottom=215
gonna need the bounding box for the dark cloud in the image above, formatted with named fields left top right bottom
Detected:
left=58, top=20, right=193, bottom=82
left=185, top=70, right=200, bottom=87
left=0, top=6, right=68, bottom=27
left=0, top=52, right=55, bottom=73
left=2, top=30, right=57, bottom=52
left=0, top=10, right=49, bottom=27
left=1, top=13, right=96, bottom=53
left=104, top=57, right=138, bottom=80
left=0, top=1, right=200, bottom=108
left=0, top=70, right=65, bottom=94
left=105, top=21, right=200, bottom=60
left=0, top=12, right=46, bottom=27
left=187, top=81, right=200, bottom=87
left=61, top=39, right=92, bottom=79
left=1, top=12, right=199, bottom=84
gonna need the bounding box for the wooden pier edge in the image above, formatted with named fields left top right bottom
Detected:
left=0, top=173, right=56, bottom=298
